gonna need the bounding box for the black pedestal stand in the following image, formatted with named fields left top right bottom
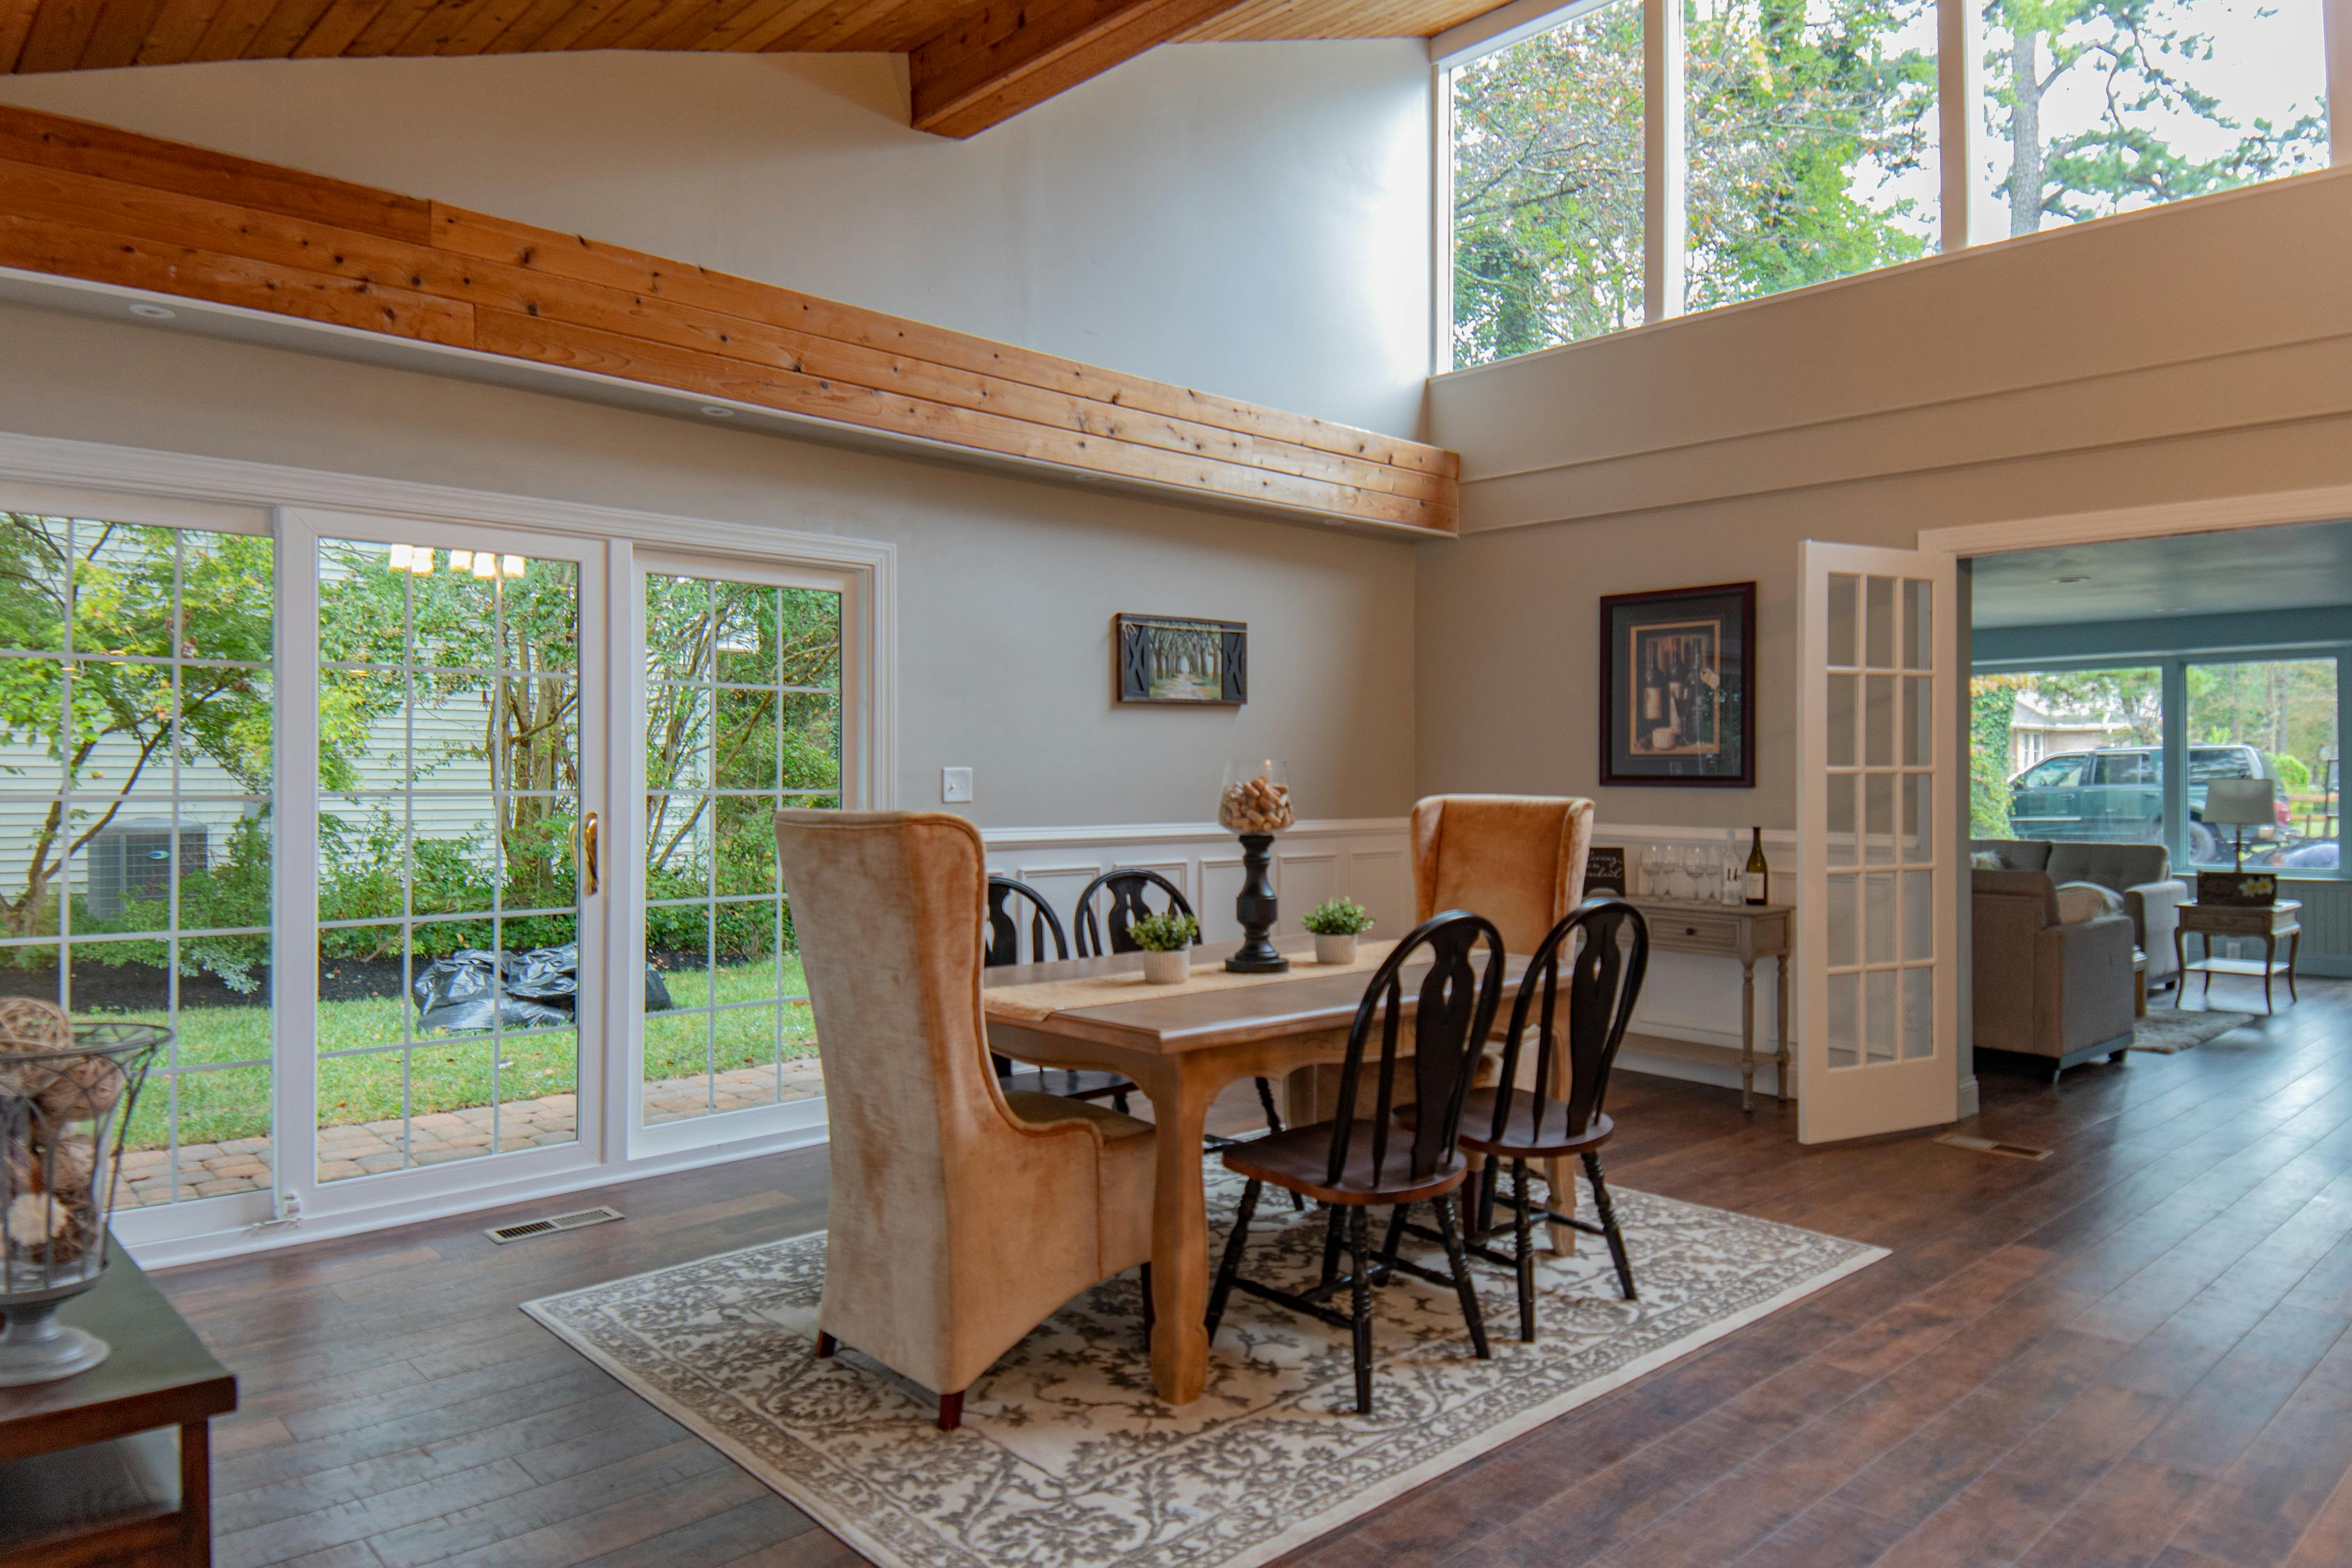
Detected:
left=1225, top=831, right=1289, bottom=973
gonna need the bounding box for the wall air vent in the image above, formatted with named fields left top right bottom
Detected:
left=1934, top=1132, right=2052, bottom=1162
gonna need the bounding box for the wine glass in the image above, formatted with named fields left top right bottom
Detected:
left=1681, top=845, right=1707, bottom=902
left=1639, top=844, right=1663, bottom=898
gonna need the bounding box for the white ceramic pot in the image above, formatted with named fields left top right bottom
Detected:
left=1314, top=932, right=1359, bottom=966
left=1141, top=948, right=1190, bottom=985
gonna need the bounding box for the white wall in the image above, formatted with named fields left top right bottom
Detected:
left=0, top=43, right=1435, bottom=438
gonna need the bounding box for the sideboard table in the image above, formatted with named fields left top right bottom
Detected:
left=1622, top=899, right=1793, bottom=1112
left=0, top=1239, right=236, bottom=1567
left=2175, top=898, right=2301, bottom=1013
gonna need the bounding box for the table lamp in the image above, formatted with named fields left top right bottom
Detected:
left=2202, top=777, right=2276, bottom=871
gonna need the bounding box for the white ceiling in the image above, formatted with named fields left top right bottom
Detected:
left=1971, top=516, right=2352, bottom=629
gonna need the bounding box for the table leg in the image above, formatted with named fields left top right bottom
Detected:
left=181, top=1417, right=212, bottom=1566
left=1541, top=1019, right=1576, bottom=1254
left=2173, top=926, right=2186, bottom=1007
left=1147, top=1063, right=1215, bottom=1405
left=2135, top=965, right=2147, bottom=1019
left=1739, top=958, right=1756, bottom=1114
left=2290, top=930, right=2301, bottom=1001
left=1776, top=955, right=1790, bottom=1105
left=2265, top=932, right=2276, bottom=1013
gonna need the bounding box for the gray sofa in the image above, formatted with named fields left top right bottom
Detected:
left=1971, top=868, right=2139, bottom=1079
left=1971, top=839, right=2190, bottom=986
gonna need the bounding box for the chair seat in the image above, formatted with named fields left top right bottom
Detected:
left=1401, top=1089, right=1612, bottom=1158
left=999, top=1066, right=1133, bottom=1103
left=1220, top=1120, right=1470, bottom=1206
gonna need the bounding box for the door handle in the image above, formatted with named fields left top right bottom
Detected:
left=582, top=810, right=600, bottom=896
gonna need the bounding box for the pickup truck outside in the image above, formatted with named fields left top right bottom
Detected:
left=2008, top=743, right=2290, bottom=864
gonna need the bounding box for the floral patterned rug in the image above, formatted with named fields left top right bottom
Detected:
left=523, top=1170, right=1883, bottom=1568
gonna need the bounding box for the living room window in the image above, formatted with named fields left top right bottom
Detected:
left=1440, top=0, right=2337, bottom=368
left=1973, top=654, right=2344, bottom=879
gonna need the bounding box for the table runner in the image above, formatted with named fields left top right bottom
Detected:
left=984, top=939, right=1403, bottom=1023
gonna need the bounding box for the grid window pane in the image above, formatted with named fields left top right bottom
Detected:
left=1969, top=668, right=2162, bottom=845
left=0, top=511, right=276, bottom=1208
left=643, top=569, right=841, bottom=1125
left=2184, top=658, right=2337, bottom=872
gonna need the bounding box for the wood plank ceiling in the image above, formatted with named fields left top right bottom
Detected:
left=0, top=103, right=1459, bottom=531
left=0, top=0, right=1510, bottom=137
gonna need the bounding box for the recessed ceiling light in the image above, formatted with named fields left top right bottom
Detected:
left=2053, top=575, right=2089, bottom=584
left=128, top=302, right=177, bottom=320
left=698, top=405, right=736, bottom=419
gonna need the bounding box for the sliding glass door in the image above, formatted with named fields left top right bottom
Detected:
left=633, top=553, right=849, bottom=1136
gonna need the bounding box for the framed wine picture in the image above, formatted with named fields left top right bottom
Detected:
left=1599, top=581, right=1755, bottom=787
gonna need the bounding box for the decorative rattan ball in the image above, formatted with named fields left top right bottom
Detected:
left=0, top=997, right=72, bottom=1052
left=3, top=1190, right=89, bottom=1262
left=27, top=1054, right=128, bottom=1122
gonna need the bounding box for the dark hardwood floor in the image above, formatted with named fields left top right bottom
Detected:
left=159, top=979, right=2352, bottom=1567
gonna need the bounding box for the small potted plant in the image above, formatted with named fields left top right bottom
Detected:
left=1302, top=898, right=1374, bottom=965
left=1129, top=910, right=1200, bottom=985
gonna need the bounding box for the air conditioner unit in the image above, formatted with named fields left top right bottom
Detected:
left=86, top=818, right=209, bottom=918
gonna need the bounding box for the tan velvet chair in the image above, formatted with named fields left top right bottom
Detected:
left=1411, top=794, right=1597, bottom=953
left=774, top=808, right=1156, bottom=1431
left=1409, top=794, right=1597, bottom=1250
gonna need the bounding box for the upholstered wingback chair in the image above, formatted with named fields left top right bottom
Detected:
left=773, top=808, right=1155, bottom=1430
left=1970, top=867, right=2137, bottom=1080
left=1411, top=794, right=1597, bottom=952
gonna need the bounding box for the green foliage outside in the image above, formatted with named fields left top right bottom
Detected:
left=1969, top=674, right=2026, bottom=837
left=1451, top=0, right=2326, bottom=367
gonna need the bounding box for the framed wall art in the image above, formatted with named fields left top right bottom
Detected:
left=1114, top=614, right=1247, bottom=705
left=1599, top=581, right=1755, bottom=787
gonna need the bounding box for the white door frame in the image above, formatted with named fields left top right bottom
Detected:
left=0, top=431, right=895, bottom=1266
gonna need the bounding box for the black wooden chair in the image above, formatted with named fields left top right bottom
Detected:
left=1401, top=896, right=1649, bottom=1341
left=1204, top=910, right=1504, bottom=1415
left=984, top=874, right=1133, bottom=1115
left=1077, top=867, right=1296, bottom=1200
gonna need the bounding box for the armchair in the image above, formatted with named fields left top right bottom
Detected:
left=1971, top=868, right=2138, bottom=1081
left=1973, top=840, right=2188, bottom=987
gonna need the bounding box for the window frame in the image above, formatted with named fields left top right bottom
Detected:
left=1433, top=0, right=2352, bottom=371
left=1974, top=645, right=2351, bottom=882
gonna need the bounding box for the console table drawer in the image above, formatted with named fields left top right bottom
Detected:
left=1650, top=910, right=1744, bottom=955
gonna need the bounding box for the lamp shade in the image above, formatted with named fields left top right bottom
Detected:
left=2203, top=776, right=2276, bottom=827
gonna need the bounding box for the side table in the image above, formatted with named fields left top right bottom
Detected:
left=0, top=1238, right=236, bottom=1566
left=1621, top=899, right=1793, bottom=1112
left=2175, top=898, right=2301, bottom=1013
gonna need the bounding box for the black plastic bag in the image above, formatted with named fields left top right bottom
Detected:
left=411, top=943, right=676, bottom=1033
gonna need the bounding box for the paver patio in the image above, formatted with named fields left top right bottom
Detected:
left=114, top=1058, right=827, bottom=1208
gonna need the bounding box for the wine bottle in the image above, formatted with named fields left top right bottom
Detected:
left=1744, top=827, right=1769, bottom=905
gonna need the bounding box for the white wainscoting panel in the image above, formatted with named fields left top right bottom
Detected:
left=984, top=818, right=1413, bottom=952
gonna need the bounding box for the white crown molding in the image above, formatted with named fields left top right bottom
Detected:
left=1917, top=480, right=2352, bottom=560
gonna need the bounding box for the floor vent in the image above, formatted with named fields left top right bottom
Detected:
left=485, top=1205, right=624, bottom=1244
left=1935, top=1132, right=2052, bottom=1162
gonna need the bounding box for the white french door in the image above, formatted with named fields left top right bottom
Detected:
left=1796, top=540, right=1960, bottom=1144
left=275, top=508, right=610, bottom=1219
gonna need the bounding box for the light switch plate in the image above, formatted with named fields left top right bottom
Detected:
left=941, top=767, right=974, bottom=804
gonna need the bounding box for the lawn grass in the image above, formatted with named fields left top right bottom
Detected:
left=112, top=954, right=814, bottom=1148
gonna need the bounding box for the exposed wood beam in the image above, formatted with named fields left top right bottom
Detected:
left=0, top=105, right=1458, bottom=533
left=909, top=0, right=1253, bottom=139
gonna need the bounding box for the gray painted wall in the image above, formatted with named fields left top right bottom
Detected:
left=0, top=303, right=1418, bottom=829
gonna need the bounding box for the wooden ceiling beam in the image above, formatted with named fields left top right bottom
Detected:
left=0, top=103, right=1458, bottom=532
left=908, top=0, right=1254, bottom=139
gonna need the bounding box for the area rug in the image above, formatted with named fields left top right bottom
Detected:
left=523, top=1169, right=1882, bottom=1568
left=2128, top=1009, right=2256, bottom=1054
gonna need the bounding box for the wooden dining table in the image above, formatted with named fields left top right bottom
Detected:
left=983, top=932, right=1539, bottom=1405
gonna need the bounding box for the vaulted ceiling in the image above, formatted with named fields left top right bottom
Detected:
left=0, top=0, right=1508, bottom=137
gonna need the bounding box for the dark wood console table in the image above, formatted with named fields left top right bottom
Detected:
left=0, top=1239, right=236, bottom=1567
left=1622, top=898, right=1793, bottom=1112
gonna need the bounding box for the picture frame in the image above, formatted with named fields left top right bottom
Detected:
left=1114, top=614, right=1247, bottom=705
left=1599, top=582, right=1756, bottom=787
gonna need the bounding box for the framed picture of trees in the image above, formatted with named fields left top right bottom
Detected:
left=1114, top=615, right=1246, bottom=706
left=1599, top=582, right=1755, bottom=787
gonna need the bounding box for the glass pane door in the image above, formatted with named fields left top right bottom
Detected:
left=1799, top=541, right=1956, bottom=1144
left=314, top=535, right=588, bottom=1183
left=0, top=508, right=275, bottom=1209
left=639, top=565, right=842, bottom=1127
